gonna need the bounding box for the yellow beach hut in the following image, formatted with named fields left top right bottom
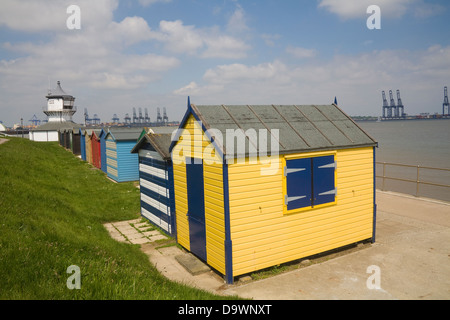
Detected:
left=169, top=100, right=378, bottom=284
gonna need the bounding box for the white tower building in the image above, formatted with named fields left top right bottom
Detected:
left=44, top=81, right=76, bottom=122
left=30, top=81, right=82, bottom=142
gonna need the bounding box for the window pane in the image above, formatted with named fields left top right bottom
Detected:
left=286, top=158, right=312, bottom=210
left=313, top=155, right=336, bottom=205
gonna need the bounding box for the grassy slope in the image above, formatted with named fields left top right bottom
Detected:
left=0, top=138, right=229, bottom=300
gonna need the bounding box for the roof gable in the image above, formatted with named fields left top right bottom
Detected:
left=131, top=133, right=172, bottom=160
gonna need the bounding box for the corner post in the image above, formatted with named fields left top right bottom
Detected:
left=223, top=161, right=233, bottom=284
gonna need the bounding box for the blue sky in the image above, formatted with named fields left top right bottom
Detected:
left=1, top=0, right=449, bottom=127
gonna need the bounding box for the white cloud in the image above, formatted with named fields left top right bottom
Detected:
left=173, top=81, right=199, bottom=96
left=174, top=46, right=450, bottom=116
left=153, top=19, right=250, bottom=59
left=138, top=0, right=172, bottom=7
left=109, top=16, right=158, bottom=45
left=317, top=0, right=436, bottom=19
left=202, top=35, right=250, bottom=59
left=0, top=0, right=118, bottom=32
left=157, top=20, right=204, bottom=54
left=286, top=46, right=318, bottom=59
left=227, top=4, right=250, bottom=34
left=261, top=33, right=281, bottom=47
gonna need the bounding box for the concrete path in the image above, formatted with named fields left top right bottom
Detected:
left=0, top=138, right=9, bottom=145
left=222, top=191, right=450, bottom=300
left=103, top=219, right=228, bottom=293
left=104, top=191, right=450, bottom=300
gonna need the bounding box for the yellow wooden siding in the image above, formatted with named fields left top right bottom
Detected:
left=105, top=140, right=116, bottom=150
left=106, top=149, right=117, bottom=159
left=204, top=162, right=225, bottom=274
left=107, top=166, right=118, bottom=178
left=173, top=160, right=189, bottom=250
left=106, top=157, right=118, bottom=169
left=172, top=114, right=226, bottom=271
left=85, top=136, right=92, bottom=164
left=228, top=147, right=374, bottom=276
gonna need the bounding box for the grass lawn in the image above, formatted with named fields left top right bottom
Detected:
left=0, top=138, right=231, bottom=300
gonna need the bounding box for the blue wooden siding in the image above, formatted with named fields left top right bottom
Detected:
left=116, top=141, right=139, bottom=182
left=79, top=129, right=86, bottom=161
left=105, top=136, right=139, bottom=182
left=99, top=129, right=108, bottom=173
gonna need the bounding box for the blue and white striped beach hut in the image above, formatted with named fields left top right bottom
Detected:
left=131, top=131, right=176, bottom=236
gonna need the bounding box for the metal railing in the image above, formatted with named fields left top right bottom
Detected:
left=376, top=162, right=450, bottom=199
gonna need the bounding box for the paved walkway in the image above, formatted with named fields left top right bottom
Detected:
left=0, top=138, right=9, bottom=145
left=104, top=191, right=450, bottom=300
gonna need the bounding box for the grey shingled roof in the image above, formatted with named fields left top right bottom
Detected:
left=191, top=104, right=377, bottom=156
left=131, top=133, right=172, bottom=160
left=107, top=127, right=143, bottom=141
left=31, top=121, right=83, bottom=132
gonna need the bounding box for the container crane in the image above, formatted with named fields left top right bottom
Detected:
left=133, top=107, right=138, bottom=124
left=396, top=90, right=405, bottom=118
left=443, top=86, right=449, bottom=116
left=144, top=108, right=150, bottom=123
left=382, top=91, right=389, bottom=118
left=157, top=107, right=162, bottom=123
left=163, top=107, right=168, bottom=124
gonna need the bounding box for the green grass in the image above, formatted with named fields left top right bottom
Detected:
left=0, top=138, right=232, bottom=300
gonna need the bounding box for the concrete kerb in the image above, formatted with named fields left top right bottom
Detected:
left=104, top=217, right=230, bottom=294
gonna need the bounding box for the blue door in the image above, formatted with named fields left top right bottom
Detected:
left=186, top=158, right=207, bottom=261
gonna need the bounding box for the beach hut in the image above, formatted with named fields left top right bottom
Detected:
left=99, top=128, right=109, bottom=173
left=85, top=130, right=93, bottom=165
left=104, top=128, right=142, bottom=182
left=169, top=101, right=378, bottom=283
left=80, top=128, right=87, bottom=161
left=91, top=129, right=102, bottom=169
left=131, top=132, right=176, bottom=236
left=71, top=129, right=81, bottom=156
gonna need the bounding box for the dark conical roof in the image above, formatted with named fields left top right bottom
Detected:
left=46, top=81, right=74, bottom=99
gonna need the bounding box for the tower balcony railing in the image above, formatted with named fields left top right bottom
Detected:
left=43, top=106, right=77, bottom=112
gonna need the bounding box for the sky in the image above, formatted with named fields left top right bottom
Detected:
left=0, top=0, right=449, bottom=127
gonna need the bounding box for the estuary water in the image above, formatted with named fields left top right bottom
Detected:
left=357, top=119, right=450, bottom=201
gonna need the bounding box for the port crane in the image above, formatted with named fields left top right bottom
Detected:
left=382, top=91, right=389, bottom=118
left=396, top=90, right=405, bottom=118
left=29, top=114, right=41, bottom=126
left=382, top=90, right=406, bottom=119
left=139, top=107, right=144, bottom=123
left=112, top=114, right=119, bottom=123
left=124, top=113, right=131, bottom=124
left=84, top=108, right=93, bottom=125
left=144, top=108, right=150, bottom=123
left=132, top=108, right=138, bottom=124
left=443, top=86, right=449, bottom=116
left=163, top=107, right=169, bottom=124
left=157, top=107, right=162, bottom=123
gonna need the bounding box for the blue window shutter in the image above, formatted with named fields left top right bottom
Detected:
left=285, top=158, right=312, bottom=210
left=313, top=156, right=336, bottom=206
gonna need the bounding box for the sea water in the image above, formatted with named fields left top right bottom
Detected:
left=357, top=119, right=450, bottom=201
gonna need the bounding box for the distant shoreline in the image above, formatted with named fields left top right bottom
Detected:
left=353, top=116, right=450, bottom=122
